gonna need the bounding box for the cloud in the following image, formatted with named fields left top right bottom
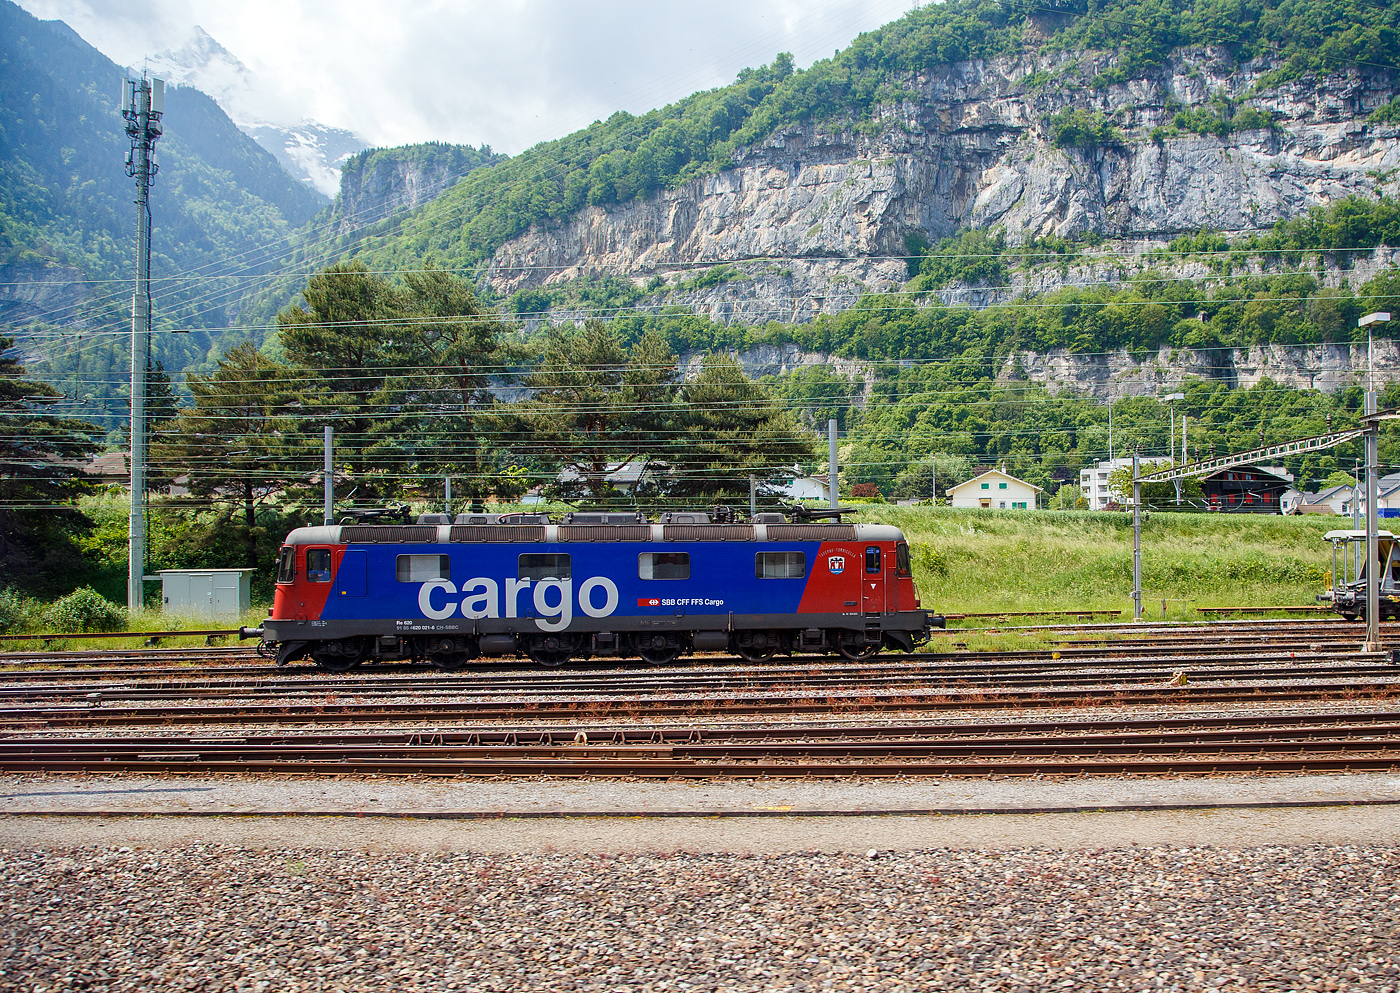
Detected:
left=17, top=0, right=921, bottom=152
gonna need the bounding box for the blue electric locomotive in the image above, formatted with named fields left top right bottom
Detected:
left=253, top=509, right=943, bottom=669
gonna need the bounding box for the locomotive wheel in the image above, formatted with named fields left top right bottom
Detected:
left=311, top=637, right=370, bottom=672
left=423, top=636, right=478, bottom=671
left=527, top=634, right=577, bottom=667
left=635, top=634, right=681, bottom=665
left=734, top=631, right=778, bottom=662
left=836, top=638, right=881, bottom=662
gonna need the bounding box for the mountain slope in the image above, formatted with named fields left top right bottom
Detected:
left=0, top=0, right=327, bottom=427
left=0, top=1, right=321, bottom=304
left=291, top=0, right=1399, bottom=288
left=147, top=26, right=365, bottom=197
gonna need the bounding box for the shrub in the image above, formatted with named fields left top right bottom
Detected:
left=909, top=229, right=1006, bottom=289
left=0, top=589, right=43, bottom=635
left=44, top=587, right=126, bottom=633
left=1370, top=98, right=1400, bottom=125
left=1048, top=109, right=1123, bottom=148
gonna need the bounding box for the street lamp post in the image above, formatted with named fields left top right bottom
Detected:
left=1162, top=392, right=1184, bottom=504
left=1358, top=312, right=1390, bottom=650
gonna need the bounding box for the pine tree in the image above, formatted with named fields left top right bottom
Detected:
left=150, top=343, right=311, bottom=568
left=508, top=321, right=681, bottom=501
left=0, top=335, right=101, bottom=594
left=670, top=353, right=815, bottom=501
left=362, top=265, right=516, bottom=506
left=276, top=262, right=513, bottom=503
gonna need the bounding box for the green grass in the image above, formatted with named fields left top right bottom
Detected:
left=854, top=506, right=1337, bottom=623
left=0, top=606, right=268, bottom=653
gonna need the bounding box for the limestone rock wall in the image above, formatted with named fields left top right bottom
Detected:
left=482, top=48, right=1399, bottom=339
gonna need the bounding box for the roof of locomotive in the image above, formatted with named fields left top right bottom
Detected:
left=280, top=520, right=908, bottom=546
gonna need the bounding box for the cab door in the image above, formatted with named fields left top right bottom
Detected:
left=861, top=544, right=887, bottom=614
left=335, top=550, right=368, bottom=598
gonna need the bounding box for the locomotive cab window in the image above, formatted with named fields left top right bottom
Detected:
left=396, top=554, right=450, bottom=582
left=276, top=546, right=295, bottom=584
left=755, top=551, right=805, bottom=579
left=639, top=552, right=690, bottom=580
left=895, top=541, right=912, bottom=577
left=518, top=553, right=570, bottom=581
left=306, top=548, right=332, bottom=583
left=865, top=546, right=882, bottom=574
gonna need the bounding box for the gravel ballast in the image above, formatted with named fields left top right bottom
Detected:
left=2, top=842, right=1396, bottom=991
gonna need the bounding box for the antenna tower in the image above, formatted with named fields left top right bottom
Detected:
left=121, top=74, right=164, bottom=611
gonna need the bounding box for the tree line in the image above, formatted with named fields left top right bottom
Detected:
left=4, top=263, right=813, bottom=596
left=152, top=264, right=810, bottom=567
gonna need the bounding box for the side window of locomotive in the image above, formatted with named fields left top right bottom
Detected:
left=895, top=541, right=912, bottom=578
left=519, top=553, right=571, bottom=581
left=276, top=546, right=295, bottom=584
left=755, top=551, right=805, bottom=579
left=638, top=552, right=690, bottom=580
left=396, top=554, right=450, bottom=583
left=306, top=548, right=332, bottom=583
left=865, top=546, right=882, bottom=574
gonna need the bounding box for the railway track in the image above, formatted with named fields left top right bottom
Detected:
left=1, top=654, right=1396, bottom=705
left=7, top=712, right=1400, bottom=778
left=2, top=616, right=1393, bottom=670
left=3, top=620, right=1398, bottom=783
left=1, top=622, right=1394, bottom=683
left=6, top=678, right=1400, bottom=728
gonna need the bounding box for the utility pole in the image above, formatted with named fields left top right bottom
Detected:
left=828, top=419, right=838, bottom=510
left=445, top=476, right=452, bottom=518
left=1366, top=390, right=1380, bottom=648
left=1163, top=393, right=1184, bottom=505
left=1359, top=312, right=1390, bottom=650
left=122, top=74, right=164, bottom=613
left=1132, top=450, right=1142, bottom=621
left=323, top=426, right=334, bottom=525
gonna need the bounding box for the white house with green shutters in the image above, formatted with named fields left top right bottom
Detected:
left=948, top=468, right=1042, bottom=510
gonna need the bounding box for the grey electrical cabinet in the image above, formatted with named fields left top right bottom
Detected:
left=158, top=569, right=254, bottom=619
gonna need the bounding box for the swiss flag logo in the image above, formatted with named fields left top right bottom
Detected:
left=638, top=598, right=660, bottom=607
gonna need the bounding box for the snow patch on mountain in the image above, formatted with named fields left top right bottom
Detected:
left=146, top=26, right=365, bottom=197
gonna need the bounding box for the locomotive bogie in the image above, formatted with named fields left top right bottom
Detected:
left=259, top=517, right=943, bottom=669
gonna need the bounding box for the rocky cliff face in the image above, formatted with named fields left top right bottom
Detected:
left=483, top=48, right=1399, bottom=351
left=334, top=144, right=503, bottom=234
left=1005, top=338, right=1400, bottom=400
left=0, top=262, right=88, bottom=327
left=677, top=337, right=1400, bottom=406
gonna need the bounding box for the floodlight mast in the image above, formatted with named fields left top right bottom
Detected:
left=122, top=74, right=164, bottom=612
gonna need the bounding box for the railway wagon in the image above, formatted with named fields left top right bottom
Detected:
left=256, top=513, right=943, bottom=670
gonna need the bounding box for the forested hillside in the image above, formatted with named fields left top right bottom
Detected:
left=0, top=0, right=324, bottom=429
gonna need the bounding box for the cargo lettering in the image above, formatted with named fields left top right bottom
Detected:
left=419, top=576, right=618, bottom=630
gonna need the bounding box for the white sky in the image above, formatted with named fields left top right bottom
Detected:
left=18, top=0, right=924, bottom=153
